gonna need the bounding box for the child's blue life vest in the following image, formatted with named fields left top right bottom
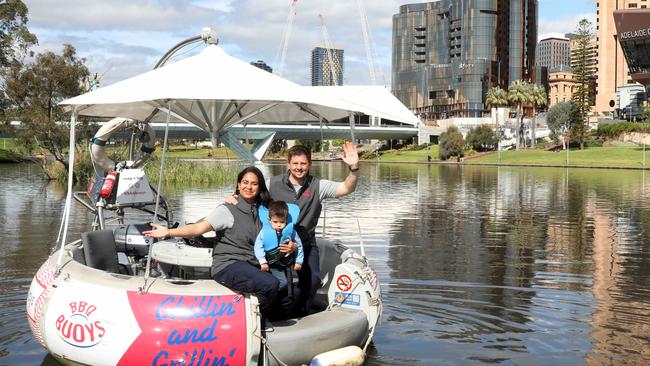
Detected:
left=258, top=203, right=300, bottom=266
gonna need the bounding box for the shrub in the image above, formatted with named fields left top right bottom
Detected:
left=466, top=125, right=497, bottom=152
left=439, top=126, right=464, bottom=160
left=596, top=122, right=650, bottom=139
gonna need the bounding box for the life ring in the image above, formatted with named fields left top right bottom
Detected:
left=90, top=118, right=156, bottom=171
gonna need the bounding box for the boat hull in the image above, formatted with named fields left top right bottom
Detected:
left=27, top=239, right=381, bottom=365
left=27, top=254, right=258, bottom=366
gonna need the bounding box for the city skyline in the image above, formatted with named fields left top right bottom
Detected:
left=22, top=0, right=597, bottom=87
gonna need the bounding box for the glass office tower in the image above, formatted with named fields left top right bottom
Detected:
left=392, top=0, right=538, bottom=119
left=311, top=47, right=344, bottom=86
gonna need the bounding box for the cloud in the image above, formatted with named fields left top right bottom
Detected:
left=538, top=12, right=597, bottom=38
left=22, top=1, right=591, bottom=89
left=22, top=0, right=417, bottom=87
left=25, top=0, right=224, bottom=32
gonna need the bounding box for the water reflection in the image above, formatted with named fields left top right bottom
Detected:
left=2, top=162, right=650, bottom=365
left=376, top=165, right=650, bottom=365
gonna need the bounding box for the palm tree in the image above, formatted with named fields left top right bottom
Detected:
left=486, top=87, right=508, bottom=109
left=530, top=84, right=548, bottom=148
left=486, top=87, right=508, bottom=153
left=508, top=80, right=533, bottom=150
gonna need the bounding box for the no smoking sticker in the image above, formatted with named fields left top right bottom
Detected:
left=336, top=274, right=352, bottom=291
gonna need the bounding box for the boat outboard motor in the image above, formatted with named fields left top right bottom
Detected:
left=113, top=224, right=154, bottom=257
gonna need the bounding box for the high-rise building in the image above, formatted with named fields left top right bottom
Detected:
left=250, top=60, right=273, bottom=73
left=613, top=8, right=650, bottom=86
left=392, top=0, right=538, bottom=119
left=613, top=8, right=650, bottom=119
left=311, top=47, right=344, bottom=86
left=537, top=37, right=571, bottom=70
left=596, top=0, right=639, bottom=114
left=567, top=34, right=598, bottom=77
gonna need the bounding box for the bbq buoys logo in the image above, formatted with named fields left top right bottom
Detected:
left=55, top=301, right=106, bottom=347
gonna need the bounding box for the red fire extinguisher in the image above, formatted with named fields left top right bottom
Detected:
left=100, top=171, right=118, bottom=198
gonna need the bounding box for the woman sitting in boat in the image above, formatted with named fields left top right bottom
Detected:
left=144, top=166, right=294, bottom=326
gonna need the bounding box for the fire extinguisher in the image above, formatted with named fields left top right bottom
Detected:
left=100, top=171, right=118, bottom=198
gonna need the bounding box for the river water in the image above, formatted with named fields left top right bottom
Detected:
left=2, top=162, right=650, bottom=365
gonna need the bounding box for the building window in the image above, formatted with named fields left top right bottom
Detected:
left=628, top=3, right=637, bottom=7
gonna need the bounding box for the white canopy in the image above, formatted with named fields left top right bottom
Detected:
left=61, top=44, right=420, bottom=139
left=309, top=86, right=420, bottom=126
left=61, top=45, right=360, bottom=135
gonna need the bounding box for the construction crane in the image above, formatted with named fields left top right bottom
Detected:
left=318, top=14, right=342, bottom=86
left=276, top=0, right=298, bottom=77
left=356, top=0, right=376, bottom=85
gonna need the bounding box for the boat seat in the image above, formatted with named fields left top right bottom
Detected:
left=71, top=246, right=86, bottom=265
left=82, top=230, right=120, bottom=274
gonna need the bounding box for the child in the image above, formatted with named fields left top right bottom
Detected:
left=254, top=201, right=304, bottom=292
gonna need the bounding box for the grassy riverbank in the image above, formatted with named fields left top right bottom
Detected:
left=0, top=148, right=25, bottom=162
left=159, top=145, right=236, bottom=159
left=467, top=146, right=649, bottom=168
left=373, top=145, right=439, bottom=162
left=375, top=144, right=650, bottom=169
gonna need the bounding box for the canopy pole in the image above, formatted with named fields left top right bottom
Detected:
left=143, top=101, right=172, bottom=291
left=56, top=108, right=78, bottom=269
left=128, top=130, right=136, bottom=161
left=319, top=116, right=325, bottom=152
left=348, top=112, right=356, bottom=142
left=320, top=116, right=327, bottom=237
left=152, top=101, right=172, bottom=225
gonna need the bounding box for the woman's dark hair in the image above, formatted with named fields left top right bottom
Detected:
left=235, top=166, right=270, bottom=206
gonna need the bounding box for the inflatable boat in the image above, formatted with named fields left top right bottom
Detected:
left=26, top=30, right=383, bottom=365
left=27, top=229, right=381, bottom=366
left=26, top=121, right=381, bottom=365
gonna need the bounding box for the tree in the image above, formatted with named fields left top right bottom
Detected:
left=0, top=0, right=38, bottom=121
left=571, top=19, right=596, bottom=149
left=569, top=101, right=587, bottom=148
left=295, top=139, right=323, bottom=152
left=546, top=101, right=572, bottom=149
left=439, top=126, right=464, bottom=161
left=508, top=80, right=533, bottom=150
left=486, top=87, right=508, bottom=109
left=466, top=124, right=497, bottom=152
left=0, top=0, right=37, bottom=67
left=530, top=84, right=547, bottom=148
left=4, top=44, right=89, bottom=172
left=269, top=139, right=286, bottom=154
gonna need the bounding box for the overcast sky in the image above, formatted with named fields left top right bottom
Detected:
left=22, top=0, right=597, bottom=87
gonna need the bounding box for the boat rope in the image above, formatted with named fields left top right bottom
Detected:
left=56, top=109, right=78, bottom=271
left=362, top=300, right=382, bottom=353
left=252, top=334, right=289, bottom=366
left=322, top=264, right=382, bottom=354
left=143, top=101, right=172, bottom=290
left=248, top=303, right=290, bottom=366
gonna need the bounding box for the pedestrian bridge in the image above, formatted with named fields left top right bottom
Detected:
left=148, top=121, right=418, bottom=161
left=147, top=122, right=417, bottom=141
